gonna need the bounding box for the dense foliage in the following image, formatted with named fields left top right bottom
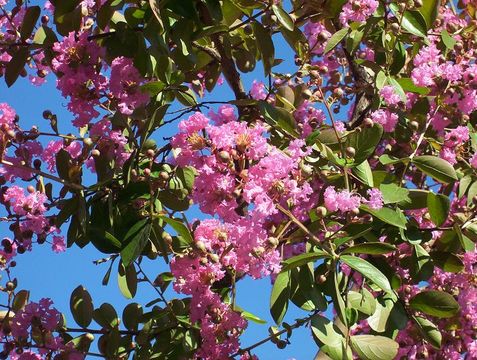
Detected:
left=0, top=0, right=476, bottom=358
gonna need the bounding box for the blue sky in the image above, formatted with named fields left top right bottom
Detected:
left=0, top=5, right=321, bottom=359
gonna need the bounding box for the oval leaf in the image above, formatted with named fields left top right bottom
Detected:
left=70, top=286, right=94, bottom=328
left=413, top=155, right=458, bottom=184
left=409, top=290, right=460, bottom=318
left=350, top=335, right=399, bottom=360
left=340, top=255, right=392, bottom=293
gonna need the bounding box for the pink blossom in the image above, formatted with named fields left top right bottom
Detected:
left=250, top=80, right=267, bottom=100
left=52, top=236, right=66, bottom=253
left=370, top=109, right=398, bottom=132
left=365, top=188, right=383, bottom=210
left=323, top=187, right=361, bottom=213
left=380, top=85, right=401, bottom=105
left=340, top=0, right=379, bottom=25
left=110, top=57, right=149, bottom=115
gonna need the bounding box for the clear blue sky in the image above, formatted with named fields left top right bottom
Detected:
left=0, top=7, right=321, bottom=359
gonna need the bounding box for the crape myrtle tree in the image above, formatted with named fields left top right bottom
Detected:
left=0, top=0, right=476, bottom=358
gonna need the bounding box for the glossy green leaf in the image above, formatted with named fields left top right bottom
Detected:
left=380, top=183, right=410, bottom=204
left=347, top=123, right=383, bottom=165
left=350, top=335, right=399, bottom=360
left=281, top=250, right=329, bottom=272
left=420, top=0, right=440, bottom=28
left=258, top=101, right=298, bottom=137
left=397, top=77, right=430, bottom=95
left=414, top=316, right=442, bottom=349
left=159, top=216, right=193, bottom=244
left=93, top=303, right=119, bottom=329
left=341, top=242, right=396, bottom=255
left=120, top=219, right=152, bottom=266
left=252, top=21, right=275, bottom=75
left=311, top=315, right=348, bottom=360
left=361, top=206, right=407, bottom=229
left=272, top=5, right=294, bottom=31
left=340, top=255, right=392, bottom=293
left=352, top=160, right=374, bottom=187
left=347, top=289, right=376, bottom=316
left=270, top=271, right=291, bottom=325
left=427, top=192, right=450, bottom=227
left=413, top=155, right=458, bottom=184
left=324, top=28, right=349, bottom=54
left=117, top=262, right=137, bottom=299
left=441, top=29, right=456, bottom=50
left=409, top=290, right=460, bottom=318
left=70, top=286, right=94, bottom=328
left=390, top=4, right=427, bottom=37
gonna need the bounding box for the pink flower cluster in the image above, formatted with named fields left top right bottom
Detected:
left=323, top=187, right=383, bottom=213
left=52, top=33, right=148, bottom=127
left=2, top=186, right=65, bottom=254
left=340, top=0, right=379, bottom=25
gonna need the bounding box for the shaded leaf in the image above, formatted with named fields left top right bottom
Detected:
left=409, top=290, right=460, bottom=318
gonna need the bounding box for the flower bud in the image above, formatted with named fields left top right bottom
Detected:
left=345, top=146, right=356, bottom=158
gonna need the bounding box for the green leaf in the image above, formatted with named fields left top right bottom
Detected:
left=117, top=262, right=137, bottom=299
left=352, top=161, right=374, bottom=187
left=122, top=303, right=142, bottom=331
left=341, top=242, right=396, bottom=255
left=427, top=192, right=450, bottom=227
left=466, top=180, right=477, bottom=206
left=397, top=78, right=430, bottom=95
left=271, top=5, right=294, bottom=31
left=159, top=216, right=193, bottom=245
left=380, top=183, right=410, bottom=204
left=12, top=290, right=30, bottom=312
left=347, top=289, right=376, bottom=316
left=33, top=25, right=58, bottom=45
left=141, top=81, right=165, bottom=96
left=387, top=77, right=406, bottom=102
left=311, top=315, right=349, bottom=360
left=252, top=21, right=275, bottom=75
left=20, top=6, right=41, bottom=40
left=258, top=101, right=298, bottom=137
left=270, top=271, right=291, bottom=325
left=5, top=47, right=29, bottom=87
left=430, top=251, right=464, bottom=273
left=346, top=123, right=383, bottom=165
left=419, top=0, right=440, bottom=29
left=390, top=4, right=427, bottom=37
left=237, top=308, right=267, bottom=324
left=120, top=219, right=152, bottom=266
left=175, top=88, right=197, bottom=107
left=361, top=206, right=407, bottom=229
left=441, top=29, right=456, bottom=50
left=458, top=174, right=472, bottom=198
left=350, top=335, right=399, bottom=360
left=324, top=28, right=349, bottom=54
left=414, top=316, right=442, bottom=349
left=93, top=303, right=119, bottom=329
left=409, top=290, right=460, bottom=318
left=413, top=155, right=458, bottom=184
left=340, top=255, right=392, bottom=293
left=70, top=286, right=94, bottom=328
left=398, top=189, right=429, bottom=210
left=281, top=251, right=329, bottom=272
left=379, top=154, right=407, bottom=165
